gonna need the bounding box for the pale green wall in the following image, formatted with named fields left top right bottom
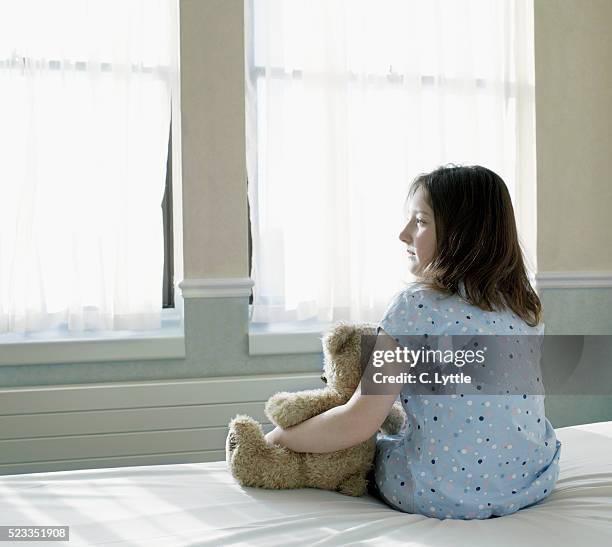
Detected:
left=545, top=396, right=612, bottom=428
left=540, top=288, right=612, bottom=427
left=541, top=288, right=612, bottom=335
left=0, top=297, right=321, bottom=388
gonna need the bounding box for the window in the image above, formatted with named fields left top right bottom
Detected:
left=245, top=0, right=535, bottom=325
left=0, top=0, right=180, bottom=335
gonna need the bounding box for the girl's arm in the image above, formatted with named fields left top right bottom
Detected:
left=265, top=329, right=407, bottom=453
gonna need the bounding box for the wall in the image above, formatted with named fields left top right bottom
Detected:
left=535, top=0, right=612, bottom=272
left=180, top=0, right=249, bottom=279
left=534, top=0, right=612, bottom=427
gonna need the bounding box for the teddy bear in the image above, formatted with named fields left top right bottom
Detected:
left=225, top=322, right=407, bottom=497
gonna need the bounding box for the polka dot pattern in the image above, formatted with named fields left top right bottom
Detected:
left=372, top=283, right=562, bottom=520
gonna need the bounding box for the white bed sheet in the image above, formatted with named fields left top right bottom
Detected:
left=1, top=421, right=611, bottom=547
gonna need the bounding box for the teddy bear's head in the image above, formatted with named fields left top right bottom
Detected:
left=320, top=323, right=378, bottom=398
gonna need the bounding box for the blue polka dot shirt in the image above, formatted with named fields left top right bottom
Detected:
left=372, top=282, right=562, bottom=520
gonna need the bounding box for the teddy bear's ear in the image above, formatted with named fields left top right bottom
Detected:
left=322, top=322, right=359, bottom=356
left=323, top=322, right=377, bottom=356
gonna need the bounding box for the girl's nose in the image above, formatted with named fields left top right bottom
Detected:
left=399, top=223, right=412, bottom=244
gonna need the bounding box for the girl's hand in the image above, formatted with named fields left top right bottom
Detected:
left=265, top=426, right=285, bottom=446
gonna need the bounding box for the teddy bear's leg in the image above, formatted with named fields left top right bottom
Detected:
left=337, top=470, right=369, bottom=497
left=299, top=441, right=375, bottom=497
left=227, top=415, right=305, bottom=491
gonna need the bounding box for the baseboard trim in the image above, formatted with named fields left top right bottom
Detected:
left=535, top=271, right=612, bottom=289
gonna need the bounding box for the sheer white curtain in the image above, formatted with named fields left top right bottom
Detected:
left=246, top=0, right=536, bottom=325
left=0, top=0, right=178, bottom=333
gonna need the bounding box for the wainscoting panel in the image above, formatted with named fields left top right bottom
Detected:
left=0, top=374, right=320, bottom=476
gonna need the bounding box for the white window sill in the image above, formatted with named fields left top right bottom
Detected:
left=248, top=321, right=332, bottom=356
left=0, top=310, right=185, bottom=366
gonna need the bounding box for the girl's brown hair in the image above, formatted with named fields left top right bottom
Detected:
left=409, top=164, right=541, bottom=327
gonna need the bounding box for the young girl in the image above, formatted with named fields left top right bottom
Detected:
left=265, top=164, right=561, bottom=520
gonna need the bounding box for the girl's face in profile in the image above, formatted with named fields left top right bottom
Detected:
left=399, top=186, right=437, bottom=278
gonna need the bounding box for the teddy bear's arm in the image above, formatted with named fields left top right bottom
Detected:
left=265, top=389, right=345, bottom=429
left=379, top=400, right=407, bottom=436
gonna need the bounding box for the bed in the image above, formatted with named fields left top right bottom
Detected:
left=1, top=421, right=611, bottom=547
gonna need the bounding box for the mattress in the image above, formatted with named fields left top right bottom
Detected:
left=0, top=421, right=611, bottom=547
